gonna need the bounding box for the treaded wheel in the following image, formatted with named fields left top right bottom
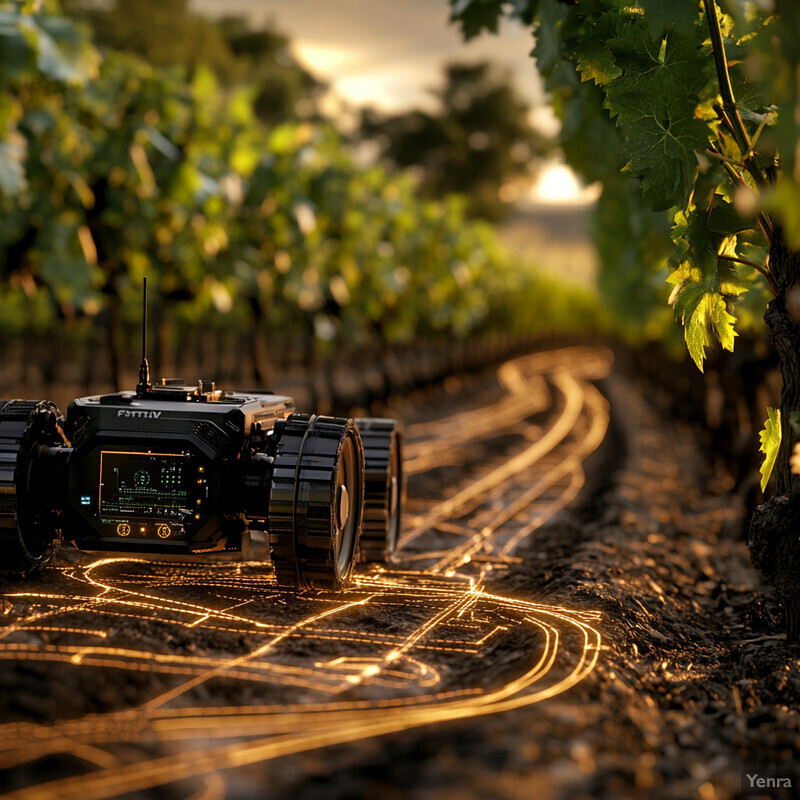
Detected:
left=268, top=414, right=365, bottom=590
left=355, top=417, right=404, bottom=563
left=0, top=399, right=67, bottom=575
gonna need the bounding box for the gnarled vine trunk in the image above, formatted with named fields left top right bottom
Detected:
left=748, top=228, right=800, bottom=640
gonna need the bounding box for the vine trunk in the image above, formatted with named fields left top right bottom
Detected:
left=748, top=229, right=800, bottom=640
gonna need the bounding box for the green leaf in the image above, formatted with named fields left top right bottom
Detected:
left=604, top=19, right=717, bottom=210
left=708, top=291, right=736, bottom=351
left=668, top=274, right=704, bottom=318
left=715, top=256, right=750, bottom=297
left=679, top=291, right=734, bottom=370
left=707, top=199, right=754, bottom=235
left=758, top=407, right=781, bottom=493
left=620, top=111, right=711, bottom=210
left=636, top=0, right=701, bottom=38
left=449, top=0, right=504, bottom=40
left=531, top=0, right=568, bottom=78
left=684, top=291, right=713, bottom=370
left=668, top=207, right=717, bottom=274
left=666, top=204, right=758, bottom=368
left=577, top=41, right=623, bottom=86
left=509, top=0, right=541, bottom=25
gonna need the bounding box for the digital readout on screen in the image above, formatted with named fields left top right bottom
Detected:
left=99, top=451, right=189, bottom=519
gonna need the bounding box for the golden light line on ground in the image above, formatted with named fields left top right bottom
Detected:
left=186, top=773, right=226, bottom=800
left=426, top=379, right=607, bottom=574
left=428, top=378, right=609, bottom=575
left=403, top=373, right=550, bottom=473
left=400, top=354, right=610, bottom=545
left=402, top=345, right=609, bottom=475
left=333, top=584, right=483, bottom=691
left=1, top=606, right=601, bottom=800
left=0, top=346, right=612, bottom=800
left=0, top=599, right=98, bottom=642
left=142, top=594, right=379, bottom=712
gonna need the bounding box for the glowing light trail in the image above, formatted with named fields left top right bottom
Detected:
left=0, top=346, right=611, bottom=800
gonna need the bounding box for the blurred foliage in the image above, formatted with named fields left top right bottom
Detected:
left=0, top=1, right=607, bottom=387
left=360, top=61, right=550, bottom=221
left=60, top=0, right=233, bottom=73
left=60, top=0, right=325, bottom=123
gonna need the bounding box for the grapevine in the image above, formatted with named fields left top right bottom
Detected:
left=451, top=0, right=800, bottom=637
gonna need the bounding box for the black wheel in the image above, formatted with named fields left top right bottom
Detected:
left=355, top=417, right=404, bottom=562
left=268, top=414, right=365, bottom=590
left=0, top=399, right=67, bottom=575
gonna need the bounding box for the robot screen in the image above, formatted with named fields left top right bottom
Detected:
left=99, top=450, right=190, bottom=520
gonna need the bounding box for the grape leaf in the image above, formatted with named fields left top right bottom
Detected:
left=560, top=5, right=620, bottom=86
left=577, top=41, right=622, bottom=86
left=509, top=0, right=541, bottom=25
left=708, top=291, right=736, bottom=351
left=550, top=64, right=623, bottom=183
left=668, top=268, right=704, bottom=315
left=636, top=0, right=701, bottom=37
left=619, top=110, right=712, bottom=211
left=531, top=0, right=567, bottom=78
left=759, top=407, right=781, bottom=493
left=449, top=0, right=504, bottom=39
left=707, top=199, right=754, bottom=235
left=667, top=206, right=752, bottom=368
left=680, top=290, right=736, bottom=370
left=604, top=22, right=717, bottom=211
left=683, top=291, right=713, bottom=370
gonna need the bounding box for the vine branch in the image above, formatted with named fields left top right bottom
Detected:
left=717, top=253, right=776, bottom=294
left=704, top=0, right=749, bottom=150
left=703, top=0, right=771, bottom=192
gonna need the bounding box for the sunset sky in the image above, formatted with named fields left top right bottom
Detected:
left=190, top=0, right=594, bottom=203
left=190, top=0, right=556, bottom=132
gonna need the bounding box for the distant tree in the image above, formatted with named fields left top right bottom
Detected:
left=216, top=16, right=325, bottom=123
left=360, top=61, right=550, bottom=220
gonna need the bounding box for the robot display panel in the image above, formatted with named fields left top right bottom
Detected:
left=99, top=450, right=191, bottom=520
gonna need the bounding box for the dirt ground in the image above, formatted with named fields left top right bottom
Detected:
left=0, top=350, right=797, bottom=800
left=241, top=372, right=798, bottom=800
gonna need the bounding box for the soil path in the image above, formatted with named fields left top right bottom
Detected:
left=0, top=346, right=794, bottom=800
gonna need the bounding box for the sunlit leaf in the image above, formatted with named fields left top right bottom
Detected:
left=759, top=407, right=781, bottom=493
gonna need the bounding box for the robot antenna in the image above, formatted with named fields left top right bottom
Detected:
left=136, top=277, right=151, bottom=397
